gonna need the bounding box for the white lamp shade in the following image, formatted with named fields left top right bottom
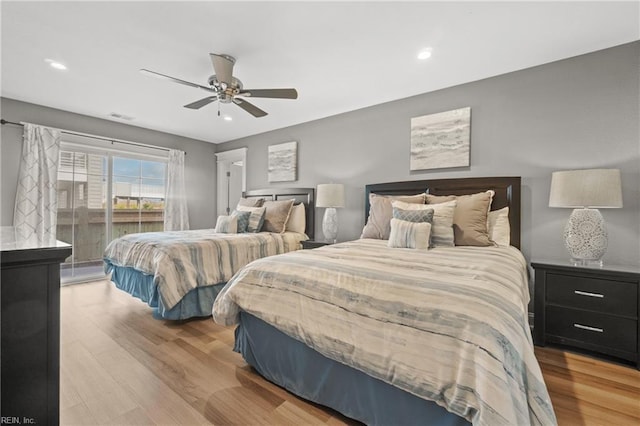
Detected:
left=549, top=169, right=623, bottom=208
left=316, top=184, right=345, bottom=208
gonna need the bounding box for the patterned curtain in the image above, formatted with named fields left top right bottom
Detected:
left=164, top=149, right=190, bottom=231
left=13, top=123, right=61, bottom=242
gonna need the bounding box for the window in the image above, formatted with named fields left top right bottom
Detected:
left=57, top=142, right=167, bottom=284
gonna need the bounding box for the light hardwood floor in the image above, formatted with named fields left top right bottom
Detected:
left=60, top=280, right=639, bottom=425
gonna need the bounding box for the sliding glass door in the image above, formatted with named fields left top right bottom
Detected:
left=57, top=147, right=167, bottom=284
left=111, top=156, right=166, bottom=240
left=57, top=150, right=108, bottom=282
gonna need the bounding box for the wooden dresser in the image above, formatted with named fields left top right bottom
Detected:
left=532, top=260, right=640, bottom=369
left=1, top=227, right=72, bottom=425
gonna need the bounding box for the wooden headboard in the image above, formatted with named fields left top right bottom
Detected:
left=243, top=188, right=315, bottom=240
left=365, top=176, right=521, bottom=249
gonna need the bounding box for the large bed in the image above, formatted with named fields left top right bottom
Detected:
left=104, top=187, right=314, bottom=320
left=212, top=177, right=557, bottom=425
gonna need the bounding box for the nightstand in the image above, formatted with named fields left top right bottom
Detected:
left=301, top=240, right=332, bottom=249
left=532, top=261, right=640, bottom=369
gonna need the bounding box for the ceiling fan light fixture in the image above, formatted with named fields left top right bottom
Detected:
left=223, top=115, right=233, bottom=121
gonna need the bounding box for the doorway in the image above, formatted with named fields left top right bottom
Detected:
left=215, top=148, right=247, bottom=217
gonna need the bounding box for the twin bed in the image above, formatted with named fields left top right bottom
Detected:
left=212, top=177, right=556, bottom=426
left=104, top=187, right=314, bottom=319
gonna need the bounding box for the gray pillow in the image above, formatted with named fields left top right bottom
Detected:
left=392, top=206, right=434, bottom=224
left=231, top=210, right=252, bottom=233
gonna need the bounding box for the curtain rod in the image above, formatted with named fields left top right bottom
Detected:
left=0, top=118, right=179, bottom=155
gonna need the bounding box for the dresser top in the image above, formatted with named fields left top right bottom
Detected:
left=1, top=226, right=71, bottom=252
left=532, top=259, right=640, bottom=276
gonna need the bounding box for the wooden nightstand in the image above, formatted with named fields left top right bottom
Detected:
left=532, top=261, right=640, bottom=369
left=301, top=240, right=332, bottom=249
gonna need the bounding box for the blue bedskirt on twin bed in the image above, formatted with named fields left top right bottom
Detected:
left=106, top=260, right=225, bottom=320
left=235, top=311, right=470, bottom=426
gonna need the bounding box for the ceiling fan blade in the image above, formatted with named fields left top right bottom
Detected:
left=239, top=88, right=298, bottom=99
left=210, top=54, right=235, bottom=87
left=233, top=98, right=268, bottom=118
left=140, top=69, right=216, bottom=93
left=184, top=96, right=218, bottom=109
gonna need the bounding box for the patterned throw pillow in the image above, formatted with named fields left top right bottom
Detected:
left=236, top=205, right=266, bottom=232
left=393, top=200, right=456, bottom=248
left=388, top=219, right=431, bottom=250
left=231, top=210, right=252, bottom=233
left=215, top=215, right=237, bottom=234
left=392, top=205, right=434, bottom=223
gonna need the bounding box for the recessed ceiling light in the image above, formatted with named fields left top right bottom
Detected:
left=45, top=58, right=67, bottom=70
left=417, top=49, right=432, bottom=60
left=223, top=115, right=233, bottom=121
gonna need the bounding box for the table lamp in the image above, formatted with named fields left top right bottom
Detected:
left=316, top=183, right=345, bottom=243
left=549, top=168, right=622, bottom=266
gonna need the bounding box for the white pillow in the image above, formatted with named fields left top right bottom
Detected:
left=388, top=219, right=431, bottom=250
left=393, top=199, right=456, bottom=247
left=285, top=203, right=306, bottom=234
left=488, top=207, right=510, bottom=246
left=215, top=215, right=237, bottom=233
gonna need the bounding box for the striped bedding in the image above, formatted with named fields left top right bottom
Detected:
left=213, top=239, right=556, bottom=426
left=104, top=229, right=306, bottom=310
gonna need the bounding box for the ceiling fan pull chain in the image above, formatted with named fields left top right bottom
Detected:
left=218, top=102, right=221, bottom=117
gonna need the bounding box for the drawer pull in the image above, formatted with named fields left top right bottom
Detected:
left=573, top=323, right=603, bottom=333
left=574, top=290, right=604, bottom=298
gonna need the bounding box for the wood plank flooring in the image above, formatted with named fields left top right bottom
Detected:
left=60, top=280, right=640, bottom=425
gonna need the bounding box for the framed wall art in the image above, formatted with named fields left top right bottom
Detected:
left=410, top=107, right=471, bottom=171
left=268, top=141, right=297, bottom=182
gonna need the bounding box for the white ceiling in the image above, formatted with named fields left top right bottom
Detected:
left=2, top=1, right=638, bottom=144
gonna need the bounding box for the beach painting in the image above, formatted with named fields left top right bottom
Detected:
left=410, top=107, right=471, bottom=171
left=268, top=141, right=297, bottom=182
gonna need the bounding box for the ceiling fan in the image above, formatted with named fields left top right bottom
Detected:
left=140, top=53, right=298, bottom=118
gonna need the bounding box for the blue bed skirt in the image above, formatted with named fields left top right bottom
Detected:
left=235, top=312, right=470, bottom=426
left=106, top=260, right=225, bottom=320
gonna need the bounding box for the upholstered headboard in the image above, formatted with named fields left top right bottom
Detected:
left=365, top=176, right=521, bottom=249
left=243, top=188, right=315, bottom=239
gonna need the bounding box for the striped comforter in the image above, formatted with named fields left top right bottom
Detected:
left=104, top=229, right=305, bottom=310
left=213, top=239, right=556, bottom=426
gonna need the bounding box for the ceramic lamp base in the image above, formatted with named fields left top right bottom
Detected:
left=564, top=208, right=607, bottom=266
left=322, top=207, right=338, bottom=243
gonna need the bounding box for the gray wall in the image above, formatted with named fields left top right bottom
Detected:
left=217, top=41, right=640, bottom=267
left=1, top=97, right=217, bottom=230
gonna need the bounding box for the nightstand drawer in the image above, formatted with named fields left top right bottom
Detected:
left=546, top=305, right=637, bottom=354
left=546, top=273, right=637, bottom=318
